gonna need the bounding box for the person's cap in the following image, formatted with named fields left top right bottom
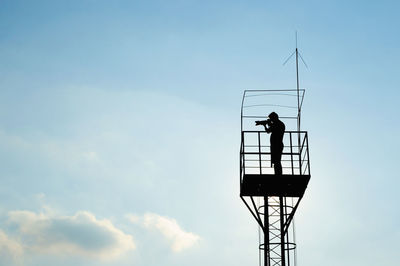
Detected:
left=268, top=112, right=279, bottom=120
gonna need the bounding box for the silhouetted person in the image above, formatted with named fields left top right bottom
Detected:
left=256, top=112, right=285, bottom=175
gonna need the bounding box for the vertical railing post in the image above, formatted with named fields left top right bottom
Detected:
left=306, top=132, right=310, bottom=175
left=298, top=132, right=302, bottom=175
left=258, top=131, right=262, bottom=175
left=241, top=131, right=244, bottom=186
left=289, top=132, right=294, bottom=175
left=242, top=131, right=245, bottom=176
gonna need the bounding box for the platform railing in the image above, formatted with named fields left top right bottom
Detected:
left=240, top=131, right=310, bottom=184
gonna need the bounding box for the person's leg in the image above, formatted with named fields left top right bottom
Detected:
left=273, top=147, right=283, bottom=175
left=274, top=161, right=282, bottom=175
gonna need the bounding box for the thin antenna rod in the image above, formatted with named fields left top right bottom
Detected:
left=282, top=31, right=308, bottom=140
left=296, top=33, right=300, bottom=133
left=295, top=31, right=302, bottom=157
left=283, top=51, right=296, bottom=66
left=298, top=52, right=308, bottom=69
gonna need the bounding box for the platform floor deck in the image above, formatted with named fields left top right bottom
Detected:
left=240, top=174, right=310, bottom=197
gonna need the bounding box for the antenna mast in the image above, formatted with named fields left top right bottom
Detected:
left=283, top=31, right=307, bottom=135
left=295, top=32, right=301, bottom=133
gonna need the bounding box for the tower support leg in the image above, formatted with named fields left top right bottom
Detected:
left=280, top=196, right=286, bottom=266
left=264, top=196, right=269, bottom=266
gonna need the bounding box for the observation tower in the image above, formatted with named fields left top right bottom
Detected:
left=239, top=86, right=311, bottom=266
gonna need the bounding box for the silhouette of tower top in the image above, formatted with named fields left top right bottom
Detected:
left=240, top=89, right=311, bottom=266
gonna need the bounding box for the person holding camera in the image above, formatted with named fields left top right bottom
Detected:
left=255, top=112, right=285, bottom=175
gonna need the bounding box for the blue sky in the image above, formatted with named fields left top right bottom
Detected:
left=0, top=1, right=399, bottom=265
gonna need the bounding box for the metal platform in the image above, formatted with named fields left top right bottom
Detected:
left=240, top=174, right=310, bottom=197
left=239, top=130, right=311, bottom=266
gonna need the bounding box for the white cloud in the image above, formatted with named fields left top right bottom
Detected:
left=128, top=213, right=200, bottom=252
left=8, top=210, right=135, bottom=260
left=0, top=230, right=23, bottom=261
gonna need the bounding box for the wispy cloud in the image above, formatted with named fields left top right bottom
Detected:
left=0, top=230, right=23, bottom=264
left=128, top=213, right=200, bottom=252
left=8, top=210, right=135, bottom=260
